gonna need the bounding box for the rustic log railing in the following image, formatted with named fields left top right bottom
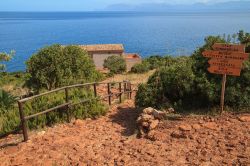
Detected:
left=17, top=81, right=133, bottom=142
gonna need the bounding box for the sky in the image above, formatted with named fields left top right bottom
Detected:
left=0, top=0, right=248, bottom=11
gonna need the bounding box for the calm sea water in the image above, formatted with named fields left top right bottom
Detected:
left=0, top=12, right=250, bottom=72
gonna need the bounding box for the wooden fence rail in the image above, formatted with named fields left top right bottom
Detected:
left=17, top=81, right=133, bottom=142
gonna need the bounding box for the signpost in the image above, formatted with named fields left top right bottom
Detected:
left=202, top=43, right=248, bottom=113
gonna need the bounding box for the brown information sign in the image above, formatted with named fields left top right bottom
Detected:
left=202, top=43, right=248, bottom=113
left=212, top=43, right=245, bottom=52
left=208, top=58, right=243, bottom=68
left=207, top=66, right=241, bottom=76
left=202, top=50, right=248, bottom=60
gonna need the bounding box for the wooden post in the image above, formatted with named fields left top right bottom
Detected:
left=220, top=74, right=227, bottom=113
left=93, top=83, right=97, bottom=97
left=107, top=83, right=111, bottom=105
left=129, top=82, right=132, bottom=99
left=65, top=87, right=70, bottom=122
left=119, top=82, right=122, bottom=103
left=18, top=101, right=28, bottom=142
left=123, top=82, right=127, bottom=99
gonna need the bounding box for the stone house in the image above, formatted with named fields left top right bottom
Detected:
left=80, top=44, right=141, bottom=71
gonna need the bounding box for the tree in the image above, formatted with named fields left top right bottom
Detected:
left=0, top=50, right=15, bottom=72
left=26, top=44, right=102, bottom=90
left=103, top=55, right=126, bottom=74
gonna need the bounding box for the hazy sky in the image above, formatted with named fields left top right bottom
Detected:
left=0, top=0, right=248, bottom=11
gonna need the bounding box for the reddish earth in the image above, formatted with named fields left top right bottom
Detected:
left=0, top=100, right=249, bottom=166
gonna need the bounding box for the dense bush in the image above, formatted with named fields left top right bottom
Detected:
left=103, top=55, right=126, bottom=74
left=144, top=55, right=165, bottom=69
left=131, top=62, right=150, bottom=73
left=136, top=31, right=250, bottom=111
left=26, top=45, right=102, bottom=91
left=130, top=55, right=181, bottom=73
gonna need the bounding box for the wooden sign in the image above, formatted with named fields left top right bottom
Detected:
left=212, top=43, right=245, bottom=52
left=202, top=50, right=248, bottom=60
left=202, top=43, right=247, bottom=113
left=208, top=58, right=243, bottom=68
left=207, top=65, right=241, bottom=76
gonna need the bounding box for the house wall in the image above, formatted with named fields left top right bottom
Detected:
left=126, top=58, right=142, bottom=71
left=92, top=53, right=122, bottom=69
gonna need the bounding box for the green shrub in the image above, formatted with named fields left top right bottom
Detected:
left=0, top=89, right=16, bottom=109
left=131, top=62, right=150, bottom=73
left=144, top=55, right=165, bottom=69
left=136, top=31, right=250, bottom=112
left=103, top=55, right=126, bottom=74
left=135, top=58, right=195, bottom=109
left=26, top=45, right=102, bottom=91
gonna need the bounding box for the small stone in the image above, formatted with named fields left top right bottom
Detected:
left=142, top=122, right=149, bottom=127
left=143, top=107, right=155, bottom=115
left=168, top=107, right=175, bottom=113
left=37, top=131, right=46, bottom=136
left=238, top=116, right=250, bottom=122
left=149, top=120, right=159, bottom=130
left=203, top=122, right=217, bottom=130
left=171, top=131, right=187, bottom=139
left=152, top=110, right=166, bottom=120
left=179, top=124, right=192, bottom=131
left=141, top=114, right=154, bottom=122
left=74, top=119, right=84, bottom=126
left=192, top=124, right=201, bottom=130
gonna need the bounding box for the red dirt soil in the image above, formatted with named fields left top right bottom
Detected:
left=0, top=100, right=249, bottom=166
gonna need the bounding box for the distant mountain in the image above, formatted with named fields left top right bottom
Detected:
left=104, top=1, right=250, bottom=12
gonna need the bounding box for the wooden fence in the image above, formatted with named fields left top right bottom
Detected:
left=17, top=81, right=133, bottom=142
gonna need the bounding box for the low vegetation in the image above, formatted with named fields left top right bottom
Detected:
left=103, top=55, right=126, bottom=75
left=136, top=30, right=250, bottom=112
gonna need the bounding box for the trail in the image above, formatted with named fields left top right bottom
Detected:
left=0, top=100, right=249, bottom=165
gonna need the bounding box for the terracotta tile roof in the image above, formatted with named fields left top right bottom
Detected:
left=123, top=53, right=141, bottom=59
left=79, top=44, right=124, bottom=52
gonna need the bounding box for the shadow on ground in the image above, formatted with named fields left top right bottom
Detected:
left=109, top=106, right=140, bottom=137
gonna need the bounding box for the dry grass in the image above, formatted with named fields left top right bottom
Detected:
left=103, top=70, right=155, bottom=85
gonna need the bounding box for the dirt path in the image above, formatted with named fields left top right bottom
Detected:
left=0, top=100, right=249, bottom=166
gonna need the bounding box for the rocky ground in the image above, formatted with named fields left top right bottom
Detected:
left=0, top=100, right=249, bottom=166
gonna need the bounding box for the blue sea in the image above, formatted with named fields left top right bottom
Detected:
left=0, top=11, right=250, bottom=72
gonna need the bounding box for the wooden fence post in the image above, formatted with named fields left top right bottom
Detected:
left=93, top=83, right=97, bottom=97
left=107, top=83, right=111, bottom=105
left=119, top=82, right=122, bottom=103
left=129, top=82, right=132, bottom=99
left=123, top=82, right=127, bottom=99
left=18, top=101, right=28, bottom=142
left=65, top=87, right=70, bottom=123
left=220, top=74, right=227, bottom=113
